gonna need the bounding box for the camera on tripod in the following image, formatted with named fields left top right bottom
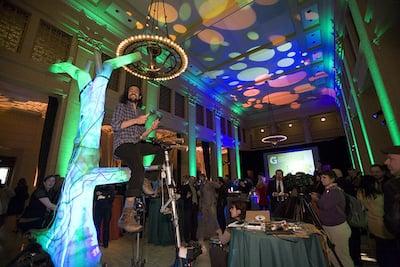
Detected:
left=285, top=172, right=314, bottom=195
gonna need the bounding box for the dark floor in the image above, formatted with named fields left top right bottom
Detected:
left=0, top=216, right=378, bottom=267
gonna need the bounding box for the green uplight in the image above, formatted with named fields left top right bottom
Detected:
left=188, top=102, right=197, bottom=177
left=344, top=60, right=375, bottom=164
left=339, top=75, right=364, bottom=173
left=143, top=81, right=159, bottom=166
left=234, top=126, right=241, bottom=179
left=215, top=116, right=223, bottom=177
left=348, top=0, right=400, bottom=145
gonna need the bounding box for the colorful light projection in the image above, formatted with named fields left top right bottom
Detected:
left=262, top=92, right=299, bottom=105
left=33, top=52, right=142, bottom=267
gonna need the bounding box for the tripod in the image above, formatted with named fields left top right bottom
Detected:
left=298, top=194, right=344, bottom=267
left=150, top=139, right=201, bottom=267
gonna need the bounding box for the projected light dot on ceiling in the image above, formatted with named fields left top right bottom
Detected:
left=136, top=21, right=144, bottom=29
left=277, top=42, right=292, bottom=52
left=222, top=41, right=230, bottom=46
left=198, top=29, right=224, bottom=45
left=237, top=67, right=268, bottom=81
left=229, top=81, right=239, bottom=86
left=169, top=34, right=177, bottom=41
left=302, top=52, right=308, bottom=56
left=247, top=32, right=259, bottom=40
left=179, top=2, right=192, bottom=21
left=242, top=102, right=252, bottom=108
left=247, top=46, right=260, bottom=53
left=275, top=69, right=284, bottom=74
left=269, top=35, right=286, bottom=45
left=268, top=71, right=307, bottom=87
left=150, top=2, right=178, bottom=23
left=296, top=65, right=300, bottom=68
left=230, top=62, right=247, bottom=70
left=198, top=0, right=229, bottom=21
left=277, top=58, right=295, bottom=67
left=254, top=103, right=263, bottom=109
left=305, top=11, right=319, bottom=20
left=262, top=92, right=299, bottom=105
left=294, top=83, right=316, bottom=93
left=290, top=102, right=301, bottom=109
left=203, top=57, right=214, bottom=61
left=287, top=51, right=296, bottom=57
left=184, top=39, right=191, bottom=48
left=248, top=98, right=256, bottom=102
left=320, top=87, right=336, bottom=98
left=256, top=0, right=279, bottom=5
left=255, top=73, right=272, bottom=84
left=229, top=52, right=244, bottom=61
left=256, top=99, right=261, bottom=104
left=249, top=48, right=275, bottom=62
left=173, top=24, right=187, bottom=33
left=213, top=6, right=256, bottom=30
left=222, top=75, right=230, bottom=79
left=204, top=70, right=224, bottom=79
left=243, top=89, right=260, bottom=97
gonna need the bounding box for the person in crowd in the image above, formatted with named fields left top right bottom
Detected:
left=238, top=175, right=253, bottom=194
left=333, top=168, right=360, bottom=266
left=216, top=176, right=228, bottom=231
left=268, top=169, right=289, bottom=213
left=382, top=146, right=400, bottom=238
left=17, top=175, right=57, bottom=233
left=0, top=183, right=15, bottom=228
left=181, top=175, right=199, bottom=242
left=311, top=171, right=324, bottom=195
left=210, top=200, right=247, bottom=267
left=7, top=178, right=29, bottom=216
left=255, top=173, right=268, bottom=210
left=227, top=176, right=239, bottom=192
left=357, top=175, right=398, bottom=266
left=111, top=84, right=162, bottom=233
left=347, top=168, right=362, bottom=191
left=369, top=164, right=390, bottom=193
left=311, top=170, right=354, bottom=267
left=197, top=174, right=220, bottom=250
left=93, top=185, right=115, bottom=248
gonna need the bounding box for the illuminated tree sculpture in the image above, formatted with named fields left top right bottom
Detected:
left=32, top=52, right=142, bottom=267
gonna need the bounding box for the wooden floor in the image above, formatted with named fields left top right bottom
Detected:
left=1, top=216, right=378, bottom=267
left=0, top=216, right=210, bottom=267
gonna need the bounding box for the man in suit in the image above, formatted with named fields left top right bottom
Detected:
left=268, top=170, right=289, bottom=214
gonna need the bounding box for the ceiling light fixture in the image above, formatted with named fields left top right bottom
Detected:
left=288, top=123, right=293, bottom=128
left=320, top=117, right=326, bottom=122
left=261, top=93, right=288, bottom=146
left=260, top=128, right=265, bottom=133
left=116, top=0, right=188, bottom=81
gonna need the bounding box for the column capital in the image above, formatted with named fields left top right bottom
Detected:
left=214, top=109, right=224, bottom=118
left=231, top=117, right=240, bottom=127
left=76, top=13, right=105, bottom=51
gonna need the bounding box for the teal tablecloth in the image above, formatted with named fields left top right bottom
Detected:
left=228, top=229, right=327, bottom=267
left=147, top=198, right=175, bottom=246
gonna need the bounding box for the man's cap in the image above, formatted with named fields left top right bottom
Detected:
left=381, top=145, right=400, bottom=155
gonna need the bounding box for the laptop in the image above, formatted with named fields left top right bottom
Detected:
left=245, top=210, right=271, bottom=223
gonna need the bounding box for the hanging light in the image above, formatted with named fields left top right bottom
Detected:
left=116, top=0, right=188, bottom=81
left=261, top=93, right=288, bottom=146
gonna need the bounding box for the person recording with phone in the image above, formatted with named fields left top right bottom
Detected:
left=111, top=84, right=163, bottom=233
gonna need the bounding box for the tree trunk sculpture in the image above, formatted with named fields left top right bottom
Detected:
left=32, top=52, right=142, bottom=267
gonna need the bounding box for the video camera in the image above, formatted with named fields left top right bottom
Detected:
left=285, top=172, right=314, bottom=194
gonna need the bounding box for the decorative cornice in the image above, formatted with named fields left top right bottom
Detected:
left=76, top=11, right=105, bottom=51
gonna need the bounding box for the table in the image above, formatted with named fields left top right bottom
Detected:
left=228, top=228, right=327, bottom=267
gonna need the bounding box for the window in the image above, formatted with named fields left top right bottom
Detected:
left=196, top=104, right=204, bottom=126
left=102, top=53, right=119, bottom=92
left=206, top=108, right=213, bottom=129
left=175, top=92, right=185, bottom=118
left=0, top=1, right=30, bottom=53
left=159, top=85, right=171, bottom=113
left=221, top=117, right=226, bottom=135
left=227, top=120, right=232, bottom=137
left=31, top=20, right=72, bottom=64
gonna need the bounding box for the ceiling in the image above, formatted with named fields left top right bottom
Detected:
left=65, top=0, right=336, bottom=117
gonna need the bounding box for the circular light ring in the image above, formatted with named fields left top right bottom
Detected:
left=116, top=34, right=188, bottom=81
left=261, top=135, right=288, bottom=145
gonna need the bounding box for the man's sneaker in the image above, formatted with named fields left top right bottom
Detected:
left=118, top=207, right=143, bottom=233
left=142, top=178, right=156, bottom=196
